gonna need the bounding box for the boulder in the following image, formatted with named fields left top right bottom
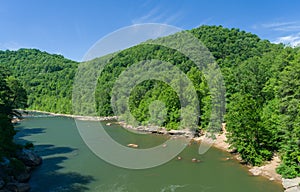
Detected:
left=17, top=149, right=42, bottom=167
left=6, top=183, right=30, bottom=192
left=285, top=186, right=300, bottom=192
left=127, top=144, right=139, bottom=148
left=148, top=127, right=158, bottom=133
left=168, top=130, right=186, bottom=135
left=158, top=130, right=167, bottom=134
left=282, top=178, right=300, bottom=189
left=192, top=158, right=199, bottom=162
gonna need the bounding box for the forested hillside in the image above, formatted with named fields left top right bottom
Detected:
left=0, top=66, right=27, bottom=158
left=0, top=25, right=299, bottom=178
left=0, top=49, right=78, bottom=114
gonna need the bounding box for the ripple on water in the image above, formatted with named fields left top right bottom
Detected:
left=160, top=184, right=186, bottom=192
left=94, top=183, right=128, bottom=192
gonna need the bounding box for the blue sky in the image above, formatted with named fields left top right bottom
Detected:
left=1, top=0, right=300, bottom=61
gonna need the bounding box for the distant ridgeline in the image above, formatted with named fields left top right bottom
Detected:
left=0, top=25, right=299, bottom=178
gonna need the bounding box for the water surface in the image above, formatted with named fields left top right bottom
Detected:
left=15, top=115, right=283, bottom=192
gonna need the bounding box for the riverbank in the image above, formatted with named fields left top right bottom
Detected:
left=110, top=120, right=285, bottom=185
left=198, top=131, right=283, bottom=183
left=19, top=109, right=117, bottom=121
left=19, top=110, right=292, bottom=190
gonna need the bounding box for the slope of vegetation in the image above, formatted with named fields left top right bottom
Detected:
left=0, top=25, right=299, bottom=178
left=0, top=49, right=78, bottom=114
left=0, top=66, right=27, bottom=158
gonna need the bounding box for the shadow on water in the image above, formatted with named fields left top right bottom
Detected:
left=14, top=126, right=95, bottom=192
left=15, top=126, right=46, bottom=140
left=31, top=154, right=95, bottom=192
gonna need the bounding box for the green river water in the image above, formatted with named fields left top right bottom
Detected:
left=15, top=114, right=283, bottom=192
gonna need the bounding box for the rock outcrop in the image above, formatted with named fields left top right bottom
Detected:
left=16, top=149, right=42, bottom=167
left=0, top=149, right=42, bottom=192
left=282, top=178, right=300, bottom=192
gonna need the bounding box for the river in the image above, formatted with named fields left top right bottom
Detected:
left=15, top=114, right=283, bottom=192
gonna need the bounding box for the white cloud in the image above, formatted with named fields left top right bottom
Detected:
left=260, top=21, right=300, bottom=32
left=258, top=21, right=300, bottom=46
left=132, top=6, right=161, bottom=24
left=262, top=21, right=297, bottom=28
left=131, top=6, right=182, bottom=25
left=274, top=33, right=300, bottom=47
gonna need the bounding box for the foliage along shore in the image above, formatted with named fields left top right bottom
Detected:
left=0, top=66, right=42, bottom=192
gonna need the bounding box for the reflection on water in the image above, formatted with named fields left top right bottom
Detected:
left=15, top=116, right=283, bottom=192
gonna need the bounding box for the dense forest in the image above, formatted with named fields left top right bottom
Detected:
left=0, top=25, right=299, bottom=178
left=0, top=66, right=28, bottom=170
left=0, top=49, right=78, bottom=114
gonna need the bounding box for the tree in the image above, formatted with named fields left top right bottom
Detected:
left=226, top=93, right=273, bottom=165
left=0, top=67, right=27, bottom=158
left=275, top=53, right=300, bottom=178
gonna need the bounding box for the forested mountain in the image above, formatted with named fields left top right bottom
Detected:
left=0, top=25, right=299, bottom=178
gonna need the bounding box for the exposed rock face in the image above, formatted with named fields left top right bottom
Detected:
left=282, top=178, right=300, bottom=192
left=16, top=149, right=42, bottom=167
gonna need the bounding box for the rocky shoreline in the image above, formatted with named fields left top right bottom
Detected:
left=18, top=109, right=118, bottom=121
left=0, top=149, right=42, bottom=192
